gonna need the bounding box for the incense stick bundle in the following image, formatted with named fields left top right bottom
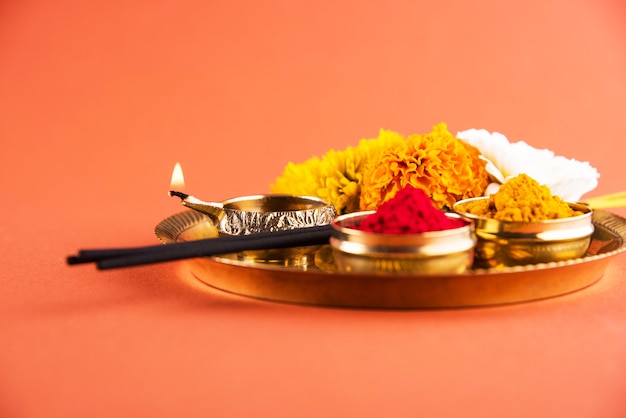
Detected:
left=67, top=224, right=332, bottom=270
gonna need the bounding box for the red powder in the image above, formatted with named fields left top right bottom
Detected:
left=356, top=186, right=464, bottom=234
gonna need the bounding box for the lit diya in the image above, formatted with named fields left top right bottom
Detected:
left=168, top=162, right=336, bottom=236
left=168, top=191, right=337, bottom=235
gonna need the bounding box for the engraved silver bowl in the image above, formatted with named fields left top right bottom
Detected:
left=178, top=193, right=337, bottom=235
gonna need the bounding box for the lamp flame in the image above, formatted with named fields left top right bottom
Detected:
left=170, top=162, right=185, bottom=189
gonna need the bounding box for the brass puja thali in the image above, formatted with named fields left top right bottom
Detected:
left=155, top=210, right=626, bottom=309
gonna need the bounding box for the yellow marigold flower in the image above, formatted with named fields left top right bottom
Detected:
left=270, top=130, right=405, bottom=214
left=359, top=123, right=489, bottom=210
left=270, top=147, right=363, bottom=214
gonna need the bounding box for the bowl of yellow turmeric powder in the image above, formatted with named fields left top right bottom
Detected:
left=453, top=174, right=594, bottom=268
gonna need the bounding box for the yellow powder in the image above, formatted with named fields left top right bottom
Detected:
left=459, top=174, right=582, bottom=222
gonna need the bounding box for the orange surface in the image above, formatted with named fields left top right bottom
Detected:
left=2, top=1, right=626, bottom=417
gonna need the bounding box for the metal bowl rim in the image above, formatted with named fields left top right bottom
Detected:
left=331, top=210, right=473, bottom=238
left=452, top=196, right=593, bottom=226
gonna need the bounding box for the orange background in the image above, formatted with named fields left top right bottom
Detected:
left=1, top=1, right=626, bottom=417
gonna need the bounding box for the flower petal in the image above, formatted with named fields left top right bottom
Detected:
left=457, top=129, right=600, bottom=201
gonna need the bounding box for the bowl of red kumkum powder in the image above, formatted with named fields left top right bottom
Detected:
left=330, top=186, right=476, bottom=275
left=453, top=174, right=594, bottom=269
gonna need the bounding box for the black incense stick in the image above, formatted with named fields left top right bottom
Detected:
left=67, top=224, right=333, bottom=270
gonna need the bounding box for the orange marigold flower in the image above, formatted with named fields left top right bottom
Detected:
left=359, top=123, right=489, bottom=210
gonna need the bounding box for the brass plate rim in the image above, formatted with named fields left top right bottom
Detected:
left=155, top=210, right=626, bottom=308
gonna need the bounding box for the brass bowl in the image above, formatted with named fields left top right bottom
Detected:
left=217, top=194, right=337, bottom=235
left=329, top=211, right=476, bottom=275
left=179, top=194, right=337, bottom=235
left=453, top=197, right=594, bottom=268
left=218, top=195, right=336, bottom=266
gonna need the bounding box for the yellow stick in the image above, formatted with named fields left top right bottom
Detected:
left=582, top=191, right=626, bottom=209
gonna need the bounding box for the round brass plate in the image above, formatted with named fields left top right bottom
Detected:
left=155, top=210, right=626, bottom=308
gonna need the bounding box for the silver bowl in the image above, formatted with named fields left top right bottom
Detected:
left=176, top=193, right=336, bottom=235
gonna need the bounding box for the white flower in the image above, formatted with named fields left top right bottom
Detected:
left=456, top=128, right=600, bottom=201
